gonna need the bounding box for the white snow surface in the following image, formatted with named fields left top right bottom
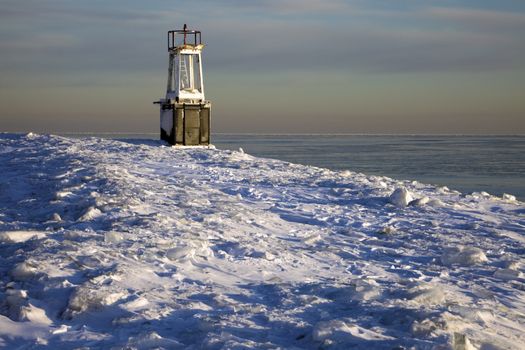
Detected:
left=1, top=133, right=524, bottom=349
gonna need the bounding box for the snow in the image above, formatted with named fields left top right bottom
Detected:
left=1, top=133, right=525, bottom=349
left=388, top=187, right=414, bottom=207
left=0, top=231, right=46, bottom=243
left=440, top=246, right=488, bottom=267
left=312, top=319, right=395, bottom=344
left=104, top=231, right=124, bottom=243
left=77, top=206, right=102, bottom=221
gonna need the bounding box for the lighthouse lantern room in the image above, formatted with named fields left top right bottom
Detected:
left=154, top=25, right=211, bottom=146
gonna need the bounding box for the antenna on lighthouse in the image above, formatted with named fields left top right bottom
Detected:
left=154, top=24, right=211, bottom=146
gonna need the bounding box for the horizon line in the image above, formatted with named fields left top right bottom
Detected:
left=3, top=131, right=525, bottom=137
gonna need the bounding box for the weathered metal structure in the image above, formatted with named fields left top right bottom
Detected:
left=154, top=25, right=211, bottom=145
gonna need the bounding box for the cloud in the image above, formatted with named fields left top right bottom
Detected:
left=0, top=33, right=76, bottom=52
left=171, top=0, right=353, bottom=15
left=0, top=0, right=161, bottom=23
left=199, top=16, right=525, bottom=74
left=1, top=1, right=525, bottom=84
left=425, top=7, right=525, bottom=29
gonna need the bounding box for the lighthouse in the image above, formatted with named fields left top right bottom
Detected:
left=154, top=25, right=211, bottom=146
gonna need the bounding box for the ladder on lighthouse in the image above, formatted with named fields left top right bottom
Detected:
left=180, top=57, right=190, bottom=90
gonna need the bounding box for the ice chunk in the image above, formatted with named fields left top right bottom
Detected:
left=312, top=320, right=348, bottom=342
left=166, top=240, right=211, bottom=261
left=6, top=289, right=28, bottom=301
left=4, top=289, right=50, bottom=324
left=64, top=231, right=87, bottom=240
left=441, top=246, right=488, bottom=266
left=330, top=279, right=381, bottom=302
left=379, top=226, right=396, bottom=234
left=493, top=268, right=522, bottom=280
left=121, top=296, right=149, bottom=311
left=313, top=319, right=394, bottom=343
left=408, top=283, right=446, bottom=305
left=51, top=325, right=70, bottom=335
left=166, top=245, right=195, bottom=261
left=438, top=186, right=450, bottom=194
left=6, top=289, right=28, bottom=320
left=11, top=262, right=38, bottom=280
left=0, top=231, right=46, bottom=243
left=427, top=198, right=445, bottom=207
left=103, top=292, right=127, bottom=305
left=0, top=314, right=49, bottom=342
left=104, top=231, right=124, bottom=244
left=55, top=191, right=73, bottom=199
left=453, top=332, right=476, bottom=350
left=77, top=206, right=102, bottom=221
left=125, top=332, right=183, bottom=349
left=409, top=196, right=430, bottom=206
left=302, top=233, right=321, bottom=245
left=411, top=318, right=440, bottom=337
left=502, top=193, right=517, bottom=202
left=264, top=251, right=276, bottom=261
left=19, top=304, right=52, bottom=325
left=249, top=250, right=276, bottom=260
left=50, top=213, right=62, bottom=222
left=503, top=260, right=520, bottom=270
left=389, top=187, right=413, bottom=207
left=448, top=305, right=494, bottom=326
left=352, top=279, right=381, bottom=301
left=64, top=284, right=128, bottom=318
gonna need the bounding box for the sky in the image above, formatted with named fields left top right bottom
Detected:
left=1, top=0, right=524, bottom=134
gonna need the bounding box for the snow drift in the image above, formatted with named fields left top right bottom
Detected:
left=0, top=133, right=524, bottom=349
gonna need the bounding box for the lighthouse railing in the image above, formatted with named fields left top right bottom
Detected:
left=168, top=29, right=201, bottom=50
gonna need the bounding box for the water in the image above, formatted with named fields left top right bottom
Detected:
left=60, top=133, right=525, bottom=200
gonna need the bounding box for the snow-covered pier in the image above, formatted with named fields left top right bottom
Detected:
left=0, top=133, right=524, bottom=349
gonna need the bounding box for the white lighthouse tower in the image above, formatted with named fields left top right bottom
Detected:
left=154, top=25, right=211, bottom=145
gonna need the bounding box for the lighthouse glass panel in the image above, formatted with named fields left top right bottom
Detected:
left=193, top=54, right=202, bottom=93
left=179, top=54, right=202, bottom=93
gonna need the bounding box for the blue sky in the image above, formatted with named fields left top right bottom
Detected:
left=1, top=0, right=524, bottom=133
